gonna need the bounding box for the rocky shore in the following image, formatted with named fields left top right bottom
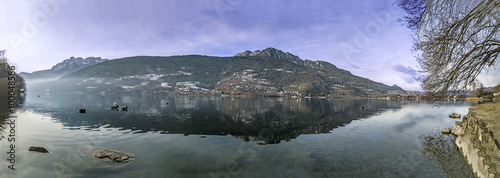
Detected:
left=452, top=101, right=500, bottom=178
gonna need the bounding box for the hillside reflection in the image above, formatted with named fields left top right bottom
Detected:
left=23, top=93, right=403, bottom=144
left=0, top=95, right=25, bottom=142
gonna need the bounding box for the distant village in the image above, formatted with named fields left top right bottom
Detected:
left=73, top=75, right=425, bottom=99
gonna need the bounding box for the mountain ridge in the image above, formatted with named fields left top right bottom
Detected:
left=235, top=47, right=340, bottom=70
left=20, top=56, right=108, bottom=80
left=27, top=48, right=404, bottom=96
left=235, top=48, right=303, bottom=65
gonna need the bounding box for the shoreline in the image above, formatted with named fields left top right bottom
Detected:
left=452, top=101, right=500, bottom=177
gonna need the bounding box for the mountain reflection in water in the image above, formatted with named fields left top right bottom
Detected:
left=23, top=93, right=402, bottom=144
left=1, top=93, right=476, bottom=177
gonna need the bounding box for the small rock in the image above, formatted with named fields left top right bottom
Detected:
left=449, top=113, right=461, bottom=118
left=28, top=146, right=49, bottom=153
left=442, top=128, right=452, bottom=134
left=199, top=136, right=207, bottom=138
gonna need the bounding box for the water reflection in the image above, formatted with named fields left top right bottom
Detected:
left=0, top=95, right=25, bottom=140
left=5, top=93, right=476, bottom=177
left=23, top=93, right=403, bottom=144
left=420, top=130, right=474, bottom=177
left=0, top=98, right=10, bottom=139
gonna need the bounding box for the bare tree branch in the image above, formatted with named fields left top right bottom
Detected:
left=398, top=0, right=499, bottom=96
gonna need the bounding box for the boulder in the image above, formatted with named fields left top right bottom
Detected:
left=69, top=145, right=135, bottom=171
left=449, top=113, right=461, bottom=118
left=442, top=128, right=452, bottom=134
left=451, top=124, right=463, bottom=136
left=44, top=145, right=135, bottom=174
left=28, top=146, right=49, bottom=153
left=93, top=148, right=135, bottom=163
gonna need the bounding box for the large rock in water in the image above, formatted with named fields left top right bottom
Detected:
left=57, top=145, right=135, bottom=172
left=29, top=146, right=49, bottom=153
left=93, top=147, right=135, bottom=163
left=449, top=113, right=461, bottom=118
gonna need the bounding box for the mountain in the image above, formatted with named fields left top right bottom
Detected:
left=235, top=48, right=334, bottom=69
left=28, top=48, right=404, bottom=97
left=20, top=57, right=108, bottom=80
left=235, top=48, right=303, bottom=65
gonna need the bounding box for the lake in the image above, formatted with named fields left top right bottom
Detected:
left=0, top=93, right=474, bottom=177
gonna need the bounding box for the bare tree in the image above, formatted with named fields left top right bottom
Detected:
left=398, top=0, right=426, bottom=32
left=398, top=0, right=500, bottom=96
left=0, top=51, right=27, bottom=93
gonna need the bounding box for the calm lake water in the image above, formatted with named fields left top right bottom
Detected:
left=1, top=93, right=474, bottom=178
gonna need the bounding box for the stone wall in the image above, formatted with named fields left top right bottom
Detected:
left=452, top=101, right=500, bottom=178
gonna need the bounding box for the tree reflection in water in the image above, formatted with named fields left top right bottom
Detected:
left=0, top=95, right=24, bottom=141
left=420, top=129, right=474, bottom=178
left=23, top=94, right=403, bottom=144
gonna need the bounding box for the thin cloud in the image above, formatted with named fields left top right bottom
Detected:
left=392, top=64, right=418, bottom=84
left=392, top=64, right=417, bottom=76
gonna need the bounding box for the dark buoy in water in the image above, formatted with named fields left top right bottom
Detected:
left=122, top=106, right=128, bottom=112
left=38, top=95, right=40, bottom=97
left=79, top=109, right=86, bottom=113
left=361, top=106, right=364, bottom=109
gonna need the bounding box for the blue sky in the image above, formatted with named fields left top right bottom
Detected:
left=1, top=0, right=498, bottom=91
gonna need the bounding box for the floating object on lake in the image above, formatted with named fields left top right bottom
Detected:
left=361, top=106, right=364, bottom=109
left=163, top=102, right=168, bottom=105
left=121, top=106, right=128, bottom=112
left=38, top=95, right=40, bottom=97
left=114, top=102, right=118, bottom=106
left=79, top=109, right=86, bottom=113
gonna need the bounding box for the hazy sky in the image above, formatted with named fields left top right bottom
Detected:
left=1, top=0, right=499, bottom=91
